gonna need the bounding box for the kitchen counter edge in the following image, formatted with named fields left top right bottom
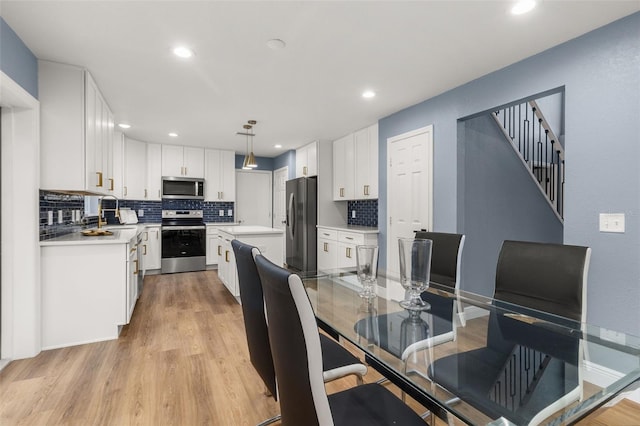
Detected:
left=316, top=224, right=379, bottom=234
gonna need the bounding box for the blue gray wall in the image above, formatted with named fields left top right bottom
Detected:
left=460, top=115, right=563, bottom=295
left=378, top=12, right=640, bottom=334
left=234, top=154, right=274, bottom=171
left=0, top=17, right=38, bottom=98
left=273, top=150, right=296, bottom=179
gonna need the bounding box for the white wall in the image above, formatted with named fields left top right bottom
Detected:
left=1, top=71, right=41, bottom=360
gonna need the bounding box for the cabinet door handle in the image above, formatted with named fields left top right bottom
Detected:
left=109, top=178, right=114, bottom=191
left=364, top=185, right=369, bottom=196
left=225, top=250, right=230, bottom=262
left=133, top=259, right=139, bottom=274
left=346, top=247, right=352, bottom=258
left=323, top=242, right=328, bottom=252
left=144, top=231, right=149, bottom=241
left=96, top=172, right=103, bottom=187
left=323, top=233, right=330, bottom=237
left=143, top=245, right=147, bottom=255
left=345, top=236, right=354, bottom=240
left=158, top=189, right=161, bottom=198
left=124, top=186, right=128, bottom=196
left=303, top=166, right=308, bottom=176
left=144, top=189, right=148, bottom=198
left=218, top=245, right=222, bottom=256
left=184, top=166, right=188, bottom=176
left=340, top=187, right=344, bottom=197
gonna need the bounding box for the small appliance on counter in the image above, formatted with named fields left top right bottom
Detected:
left=118, top=208, right=139, bottom=225
left=161, top=210, right=206, bottom=274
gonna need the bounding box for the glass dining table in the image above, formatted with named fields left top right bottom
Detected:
left=301, top=269, right=640, bottom=425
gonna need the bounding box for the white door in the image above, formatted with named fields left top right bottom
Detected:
left=273, top=167, right=288, bottom=231
left=386, top=125, right=433, bottom=278
left=236, top=170, right=273, bottom=227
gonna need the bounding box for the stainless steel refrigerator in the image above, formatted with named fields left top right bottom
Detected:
left=285, top=176, right=317, bottom=273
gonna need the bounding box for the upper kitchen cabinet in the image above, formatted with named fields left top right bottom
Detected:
left=123, top=137, right=147, bottom=200
left=40, top=61, right=114, bottom=194
left=296, top=141, right=318, bottom=177
left=161, top=145, right=204, bottom=178
left=354, top=123, right=378, bottom=199
left=204, top=149, right=235, bottom=202
left=146, top=143, right=162, bottom=200
left=332, top=123, right=379, bottom=200
left=332, top=134, right=355, bottom=200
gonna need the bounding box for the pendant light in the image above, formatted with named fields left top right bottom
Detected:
left=241, top=124, right=252, bottom=169
left=246, top=120, right=258, bottom=168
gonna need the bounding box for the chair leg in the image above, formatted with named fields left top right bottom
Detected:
left=256, top=414, right=281, bottom=426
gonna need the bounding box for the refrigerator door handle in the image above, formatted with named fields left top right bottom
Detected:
left=287, top=192, right=295, bottom=241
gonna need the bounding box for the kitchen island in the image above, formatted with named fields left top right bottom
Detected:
left=216, top=226, right=284, bottom=300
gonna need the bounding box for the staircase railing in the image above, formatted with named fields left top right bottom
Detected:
left=492, top=100, right=564, bottom=221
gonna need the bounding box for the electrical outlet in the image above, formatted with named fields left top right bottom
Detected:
left=219, top=210, right=224, bottom=217
left=138, top=209, right=144, bottom=217
left=352, top=210, right=356, bottom=219
left=47, top=211, right=54, bottom=225
left=58, top=210, right=63, bottom=224
left=228, top=209, right=233, bottom=216
left=71, top=210, right=77, bottom=222
left=599, top=213, right=625, bottom=233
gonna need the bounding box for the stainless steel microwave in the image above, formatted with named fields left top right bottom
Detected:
left=161, top=177, right=205, bottom=200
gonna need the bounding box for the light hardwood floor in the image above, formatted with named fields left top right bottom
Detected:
left=0, top=271, right=637, bottom=425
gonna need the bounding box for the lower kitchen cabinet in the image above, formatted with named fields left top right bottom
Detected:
left=142, top=225, right=161, bottom=271
left=316, top=226, right=378, bottom=271
left=41, top=236, right=138, bottom=349
left=216, top=233, right=236, bottom=296
left=206, top=224, right=237, bottom=266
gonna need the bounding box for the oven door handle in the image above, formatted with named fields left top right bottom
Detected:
left=162, top=226, right=206, bottom=231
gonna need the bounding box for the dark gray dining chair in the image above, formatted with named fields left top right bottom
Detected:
left=231, top=239, right=368, bottom=426
left=254, top=253, right=427, bottom=426
left=428, top=240, right=591, bottom=426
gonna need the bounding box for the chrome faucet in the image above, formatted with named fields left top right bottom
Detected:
left=97, top=195, right=119, bottom=229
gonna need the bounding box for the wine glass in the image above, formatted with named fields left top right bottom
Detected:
left=398, top=238, right=432, bottom=311
left=356, top=245, right=378, bottom=299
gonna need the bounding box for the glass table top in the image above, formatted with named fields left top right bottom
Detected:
left=301, top=269, right=640, bottom=425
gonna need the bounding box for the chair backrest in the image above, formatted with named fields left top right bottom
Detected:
left=230, top=239, right=277, bottom=400
left=255, top=254, right=332, bottom=426
left=495, top=240, right=591, bottom=323
left=414, top=231, right=465, bottom=291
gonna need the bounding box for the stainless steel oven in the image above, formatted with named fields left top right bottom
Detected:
left=161, top=210, right=206, bottom=274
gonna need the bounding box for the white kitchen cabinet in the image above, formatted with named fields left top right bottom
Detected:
left=162, top=144, right=205, bottom=178
left=354, top=123, right=379, bottom=199
left=217, top=227, right=284, bottom=299
left=316, top=226, right=378, bottom=271
left=317, top=228, right=338, bottom=272
left=332, top=134, right=355, bottom=200
left=127, top=236, right=139, bottom=322
left=111, top=131, right=124, bottom=198
left=41, top=237, right=138, bottom=349
left=146, top=143, right=163, bottom=200
left=205, top=149, right=236, bottom=202
left=142, top=226, right=162, bottom=271
left=123, top=137, right=147, bottom=200
left=40, top=61, right=114, bottom=194
left=296, top=141, right=318, bottom=177
left=332, top=123, right=379, bottom=200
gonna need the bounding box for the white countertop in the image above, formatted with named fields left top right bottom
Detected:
left=40, top=223, right=159, bottom=246
left=218, top=225, right=284, bottom=236
left=205, top=222, right=239, bottom=226
left=316, top=224, right=379, bottom=234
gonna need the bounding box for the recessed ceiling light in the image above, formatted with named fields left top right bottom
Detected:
left=266, top=39, right=286, bottom=50
left=118, top=123, right=131, bottom=129
left=168, top=132, right=178, bottom=137
left=511, top=0, right=536, bottom=15
left=274, top=144, right=282, bottom=149
left=362, top=90, right=376, bottom=99
left=173, top=46, right=194, bottom=58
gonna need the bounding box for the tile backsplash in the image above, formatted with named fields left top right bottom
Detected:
left=40, top=190, right=235, bottom=241
left=347, top=199, right=378, bottom=227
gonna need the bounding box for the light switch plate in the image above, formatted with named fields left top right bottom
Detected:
left=47, top=211, right=54, bottom=225
left=138, top=209, right=144, bottom=217
left=58, top=210, right=63, bottom=224
left=219, top=210, right=224, bottom=217
left=599, top=213, right=625, bottom=233
left=228, top=209, right=233, bottom=216
left=352, top=210, right=356, bottom=219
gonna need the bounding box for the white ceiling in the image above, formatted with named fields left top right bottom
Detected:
left=2, top=1, right=639, bottom=157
